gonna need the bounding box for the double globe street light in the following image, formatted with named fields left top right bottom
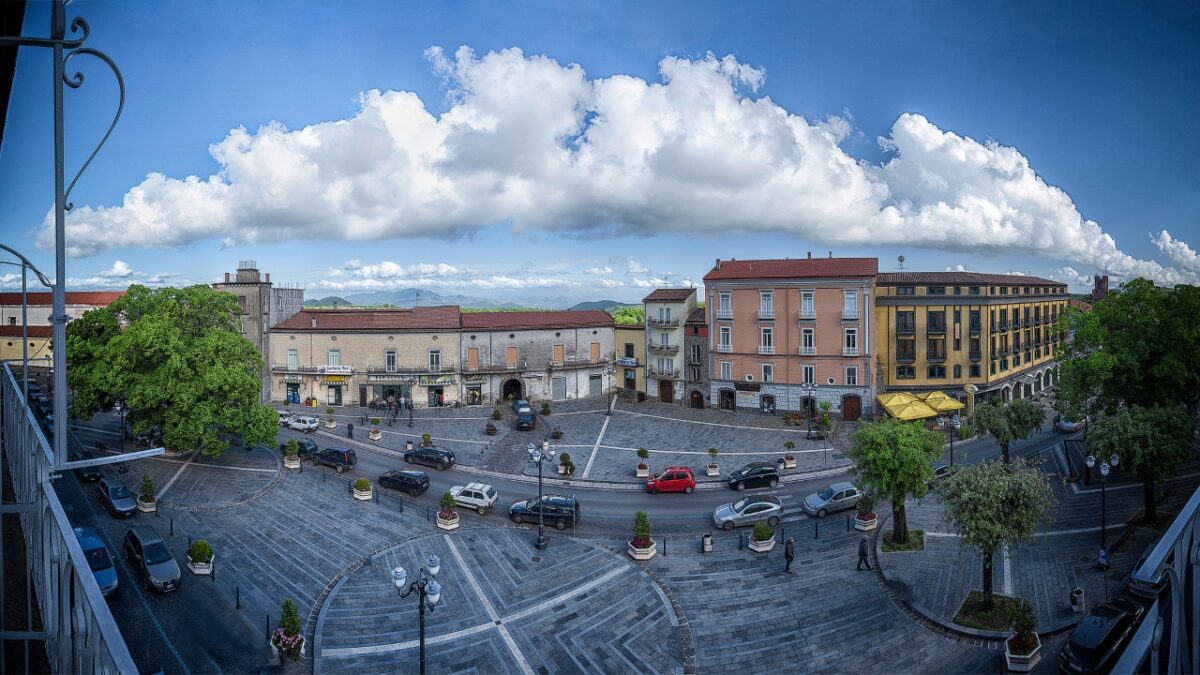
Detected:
left=1085, top=453, right=1119, bottom=570
left=391, top=555, right=444, bottom=675
left=527, top=439, right=556, bottom=550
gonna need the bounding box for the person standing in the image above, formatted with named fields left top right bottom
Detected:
left=857, top=535, right=872, bottom=571
left=784, top=537, right=795, bottom=574
left=347, top=422, right=354, bottom=440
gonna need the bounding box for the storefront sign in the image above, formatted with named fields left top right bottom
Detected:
left=282, top=374, right=304, bottom=383
left=464, top=377, right=485, bottom=385
left=317, top=365, right=352, bottom=375
left=420, top=374, right=456, bottom=386
left=734, top=381, right=760, bottom=392
left=368, top=373, right=418, bottom=382
left=323, top=375, right=348, bottom=384
left=615, top=357, right=638, bottom=367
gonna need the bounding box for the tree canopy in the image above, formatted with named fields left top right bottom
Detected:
left=1088, top=404, right=1195, bottom=521
left=847, top=417, right=944, bottom=544
left=972, top=398, right=1044, bottom=463
left=66, top=284, right=277, bottom=456
left=609, top=305, right=645, bottom=325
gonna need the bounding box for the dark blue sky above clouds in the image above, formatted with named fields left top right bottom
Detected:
left=1, top=0, right=1197, bottom=301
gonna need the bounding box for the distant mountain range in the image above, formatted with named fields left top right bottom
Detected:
left=568, top=300, right=638, bottom=311
left=301, top=289, right=644, bottom=310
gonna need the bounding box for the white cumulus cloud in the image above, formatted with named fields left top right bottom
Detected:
left=583, top=265, right=613, bottom=276
left=1153, top=230, right=1200, bottom=274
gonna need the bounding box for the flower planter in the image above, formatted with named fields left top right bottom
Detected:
left=782, top=456, right=797, bottom=469
left=1070, top=587, right=1086, bottom=613
left=437, top=512, right=460, bottom=531
left=270, top=636, right=305, bottom=664
left=706, top=464, right=720, bottom=477
left=187, top=554, right=214, bottom=576
left=368, top=429, right=382, bottom=441
left=854, top=513, right=878, bottom=531
left=325, top=420, right=337, bottom=429
left=636, top=465, right=649, bottom=478
left=1004, top=634, right=1041, bottom=672
left=137, top=497, right=156, bottom=513
left=748, top=534, right=775, bottom=553
left=353, top=487, right=373, bottom=501
left=283, top=455, right=301, bottom=469
left=628, top=539, right=657, bottom=561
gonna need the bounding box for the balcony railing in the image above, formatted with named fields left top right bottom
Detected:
left=897, top=324, right=915, bottom=335
left=842, top=309, right=859, bottom=320
left=367, top=364, right=447, bottom=374
left=969, top=323, right=982, bottom=333
left=757, top=309, right=775, bottom=320
left=800, top=346, right=816, bottom=356
left=798, top=309, right=816, bottom=321
left=549, top=356, right=609, bottom=369
left=927, top=353, right=946, bottom=362
left=842, top=347, right=859, bottom=356
left=758, top=345, right=776, bottom=355
left=464, top=360, right=527, bottom=373
left=717, top=344, right=733, bottom=353
left=647, top=366, right=680, bottom=379
left=648, top=343, right=680, bottom=355
left=969, top=353, right=982, bottom=362
left=927, top=324, right=946, bottom=334
left=716, top=309, right=733, bottom=320
left=648, top=317, right=680, bottom=328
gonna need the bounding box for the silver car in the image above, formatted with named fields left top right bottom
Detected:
left=802, top=481, right=861, bottom=517
left=713, top=496, right=784, bottom=531
left=287, top=415, right=320, bottom=432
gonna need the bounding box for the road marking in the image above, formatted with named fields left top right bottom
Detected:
left=155, top=451, right=198, bottom=499
left=142, top=456, right=277, bottom=473
left=445, top=537, right=535, bottom=675
left=580, top=415, right=612, bottom=479
left=600, top=444, right=832, bottom=456
left=613, top=408, right=813, bottom=433
left=1002, top=543, right=1013, bottom=596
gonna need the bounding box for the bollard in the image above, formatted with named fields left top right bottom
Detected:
left=211, top=561, right=215, bottom=582
left=738, top=531, right=745, bottom=550
left=663, top=537, right=667, bottom=556
left=846, top=515, right=850, bottom=532
left=701, top=532, right=713, bottom=553
left=188, top=537, right=192, bottom=549
left=398, top=496, right=403, bottom=514
left=374, top=488, right=378, bottom=503
left=322, top=469, right=326, bottom=483
left=236, top=586, right=241, bottom=610
left=426, top=505, right=432, bottom=522
left=266, top=614, right=271, bottom=641
left=155, top=506, right=159, bottom=518
left=814, top=520, right=819, bottom=540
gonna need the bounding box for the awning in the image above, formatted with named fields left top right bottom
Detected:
left=918, top=391, right=965, bottom=412
left=877, top=392, right=918, bottom=408
left=884, top=400, right=939, bottom=420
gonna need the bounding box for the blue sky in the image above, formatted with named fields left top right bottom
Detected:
left=1, top=0, right=1197, bottom=303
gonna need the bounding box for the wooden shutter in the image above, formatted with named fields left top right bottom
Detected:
left=590, top=342, right=600, bottom=362
left=506, top=346, right=518, bottom=366
left=467, top=347, right=479, bottom=368
left=553, top=344, right=564, bottom=364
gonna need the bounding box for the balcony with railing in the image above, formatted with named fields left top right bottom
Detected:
left=842, top=347, right=859, bottom=356
left=464, top=360, right=527, bottom=373
left=927, top=322, right=946, bottom=334
left=716, top=343, right=733, bottom=353
left=757, top=309, right=775, bottom=320
left=366, top=364, right=446, bottom=374
left=272, top=363, right=357, bottom=373
left=549, top=355, right=610, bottom=369
left=897, top=323, right=915, bottom=335
left=800, top=345, right=816, bottom=356
left=842, top=308, right=860, bottom=320
left=648, top=317, right=680, bottom=328
left=758, top=345, right=776, bottom=355
left=798, top=308, right=816, bottom=321
left=715, top=309, right=733, bottom=320
left=647, top=365, right=680, bottom=379
left=648, top=342, right=680, bottom=355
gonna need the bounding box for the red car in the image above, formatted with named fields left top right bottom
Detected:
left=645, top=466, right=696, bottom=494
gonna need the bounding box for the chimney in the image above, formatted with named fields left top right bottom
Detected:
left=807, top=251, right=812, bottom=259
left=828, top=251, right=832, bottom=258
left=310, top=317, right=317, bottom=329
left=265, top=272, right=270, bottom=283
left=224, top=272, right=230, bottom=283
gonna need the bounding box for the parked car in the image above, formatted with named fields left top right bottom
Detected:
left=311, top=447, right=356, bottom=473
left=802, top=481, right=862, bottom=517
left=276, top=409, right=293, bottom=426
left=513, top=399, right=535, bottom=430
left=379, top=470, right=430, bottom=497
left=713, top=496, right=784, bottom=530
left=646, top=466, right=696, bottom=494
left=728, top=462, right=780, bottom=491
left=72, top=448, right=103, bottom=482
left=404, top=445, right=456, bottom=470
left=288, top=416, right=320, bottom=433
left=98, top=477, right=137, bottom=517
left=134, top=427, right=162, bottom=448
left=279, top=437, right=319, bottom=458
left=928, top=463, right=955, bottom=488
left=74, top=527, right=118, bottom=597
left=509, top=494, right=580, bottom=530
left=33, top=394, right=51, bottom=417
left=122, top=524, right=181, bottom=593
left=450, top=483, right=499, bottom=515
left=1058, top=594, right=1148, bottom=673
left=1057, top=417, right=1088, bottom=433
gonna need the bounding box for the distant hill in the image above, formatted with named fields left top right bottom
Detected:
left=569, top=300, right=637, bottom=311
left=341, top=289, right=519, bottom=308
left=304, top=296, right=353, bottom=307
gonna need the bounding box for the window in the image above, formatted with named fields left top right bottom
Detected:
left=969, top=364, right=981, bottom=378
left=953, top=364, right=962, bottom=378
left=844, top=328, right=858, bottom=354
left=761, top=363, right=774, bottom=383
left=287, top=348, right=299, bottom=370
left=953, top=286, right=962, bottom=295
left=800, top=290, right=815, bottom=318
left=927, top=286, right=946, bottom=295
left=759, top=291, right=774, bottom=316
left=953, top=337, right=961, bottom=351
left=801, top=328, right=815, bottom=354
left=656, top=357, right=673, bottom=373
left=1000, top=309, right=1009, bottom=328
left=624, top=343, right=635, bottom=358
left=897, top=311, right=915, bottom=333
left=990, top=361, right=996, bottom=375
left=845, top=366, right=858, bottom=386
left=969, top=336, right=981, bottom=360
left=896, top=337, right=915, bottom=361
left=658, top=306, right=671, bottom=323
left=1001, top=287, right=1008, bottom=295
left=428, top=349, right=441, bottom=371
left=7, top=317, right=14, bottom=325
left=719, top=326, right=731, bottom=349
left=327, top=349, right=341, bottom=366
left=896, top=366, right=916, bottom=380
left=927, top=336, right=946, bottom=360
left=760, top=327, right=773, bottom=348
left=718, top=293, right=732, bottom=317
left=954, top=309, right=961, bottom=324
left=969, top=310, right=981, bottom=332
left=720, top=361, right=732, bottom=380
left=506, top=346, right=518, bottom=366
left=897, top=286, right=915, bottom=296
left=802, top=365, right=815, bottom=384
left=385, top=349, right=397, bottom=372
left=927, top=365, right=946, bottom=379
left=239, top=315, right=245, bottom=334
left=969, top=286, right=980, bottom=295
left=843, top=290, right=858, bottom=316
left=927, top=310, right=946, bottom=333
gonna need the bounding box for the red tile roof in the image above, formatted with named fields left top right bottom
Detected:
left=876, top=272, right=1065, bottom=287
left=462, top=310, right=614, bottom=331
left=271, top=307, right=461, bottom=331
left=686, top=307, right=707, bottom=325
left=0, top=326, right=52, bottom=338
left=0, top=291, right=125, bottom=306
left=703, top=258, right=878, bottom=281
left=642, top=288, right=696, bottom=302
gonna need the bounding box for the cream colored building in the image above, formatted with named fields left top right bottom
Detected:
left=614, top=324, right=646, bottom=396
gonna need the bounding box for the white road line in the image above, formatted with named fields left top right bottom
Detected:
left=580, top=415, right=612, bottom=479
left=600, top=444, right=831, bottom=456
left=1002, top=543, right=1013, bottom=596
left=613, top=408, right=812, bottom=434
left=445, top=537, right=535, bottom=675
left=924, top=524, right=1124, bottom=539
left=155, top=450, right=198, bottom=499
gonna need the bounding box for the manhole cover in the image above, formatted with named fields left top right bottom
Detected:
left=531, top=556, right=542, bottom=563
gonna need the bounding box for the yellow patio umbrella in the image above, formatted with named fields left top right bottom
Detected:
left=884, top=400, right=939, bottom=420
left=877, top=392, right=918, bottom=408
left=919, top=391, right=966, bottom=412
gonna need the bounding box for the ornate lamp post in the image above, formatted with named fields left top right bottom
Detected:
left=1086, top=453, right=1119, bottom=570
left=391, top=555, right=444, bottom=675
left=801, top=382, right=816, bottom=439
left=527, top=439, right=556, bottom=550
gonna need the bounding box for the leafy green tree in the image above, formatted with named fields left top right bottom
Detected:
left=937, top=459, right=1055, bottom=611
left=1089, top=405, right=1195, bottom=522
left=972, top=398, right=1044, bottom=464
left=632, top=511, right=652, bottom=547
left=66, top=284, right=277, bottom=456
left=847, top=418, right=944, bottom=544
left=609, top=305, right=645, bottom=325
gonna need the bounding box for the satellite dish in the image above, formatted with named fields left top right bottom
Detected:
left=898, top=255, right=906, bottom=271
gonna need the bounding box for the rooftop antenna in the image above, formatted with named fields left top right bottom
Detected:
left=897, top=255, right=906, bottom=272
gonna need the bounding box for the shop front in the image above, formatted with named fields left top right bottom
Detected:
left=421, top=374, right=456, bottom=407
left=323, top=375, right=347, bottom=405
left=464, top=377, right=484, bottom=406
left=283, top=374, right=303, bottom=404
left=367, top=373, right=417, bottom=409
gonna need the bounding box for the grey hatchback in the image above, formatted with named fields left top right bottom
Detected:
left=713, top=496, right=784, bottom=530
left=801, top=481, right=861, bottom=517
left=123, top=524, right=181, bottom=593
left=99, top=477, right=137, bottom=517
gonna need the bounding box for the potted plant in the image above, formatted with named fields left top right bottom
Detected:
left=541, top=401, right=552, bottom=416
left=707, top=447, right=720, bottom=476
left=1069, top=586, right=1086, bottom=613
left=628, top=511, right=657, bottom=560
left=818, top=400, right=834, bottom=439
left=749, top=521, right=776, bottom=553
left=854, top=491, right=878, bottom=531
left=325, top=407, right=337, bottom=428
left=353, top=477, right=373, bottom=501
left=550, top=429, right=563, bottom=440
left=421, top=433, right=433, bottom=448
left=782, top=440, right=797, bottom=469
left=187, top=539, right=214, bottom=575
left=137, top=473, right=157, bottom=513
left=1004, top=598, right=1041, bottom=672
left=437, top=490, right=459, bottom=531
left=492, top=408, right=502, bottom=421
left=282, top=438, right=301, bottom=469
left=485, top=422, right=498, bottom=436
left=270, top=598, right=305, bottom=663
left=636, top=448, right=650, bottom=478
left=557, top=452, right=574, bottom=475
left=369, top=418, right=382, bottom=441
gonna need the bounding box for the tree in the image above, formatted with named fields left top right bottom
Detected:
left=66, top=285, right=277, bottom=457
left=847, top=418, right=944, bottom=545
left=608, top=306, right=645, bottom=325
left=1088, top=405, right=1194, bottom=522
left=972, top=398, right=1044, bottom=463
left=938, top=459, right=1055, bottom=610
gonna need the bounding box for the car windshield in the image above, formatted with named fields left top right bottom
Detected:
left=109, top=484, right=131, bottom=499
left=143, top=542, right=172, bottom=565
left=84, top=545, right=112, bottom=572
left=485, top=487, right=496, bottom=498
left=818, top=487, right=835, bottom=501
left=731, top=498, right=748, bottom=511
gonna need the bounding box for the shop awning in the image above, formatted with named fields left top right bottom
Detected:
left=884, top=400, right=939, bottom=420
left=877, top=392, right=919, bottom=408
left=918, top=391, right=966, bottom=412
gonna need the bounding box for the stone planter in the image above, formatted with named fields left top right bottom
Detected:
left=628, top=539, right=657, bottom=561
left=137, top=497, right=156, bottom=513
left=187, top=554, right=214, bottom=576
left=325, top=420, right=337, bottom=429
left=748, top=534, right=775, bottom=553
left=437, top=512, right=460, bottom=531
left=1004, top=634, right=1041, bottom=672
left=283, top=455, right=301, bottom=469
left=353, top=487, right=373, bottom=501
left=706, top=464, right=720, bottom=477
left=636, top=465, right=649, bottom=478
left=854, top=513, right=878, bottom=531
left=1070, top=587, right=1086, bottom=613
left=368, top=429, right=382, bottom=441
left=782, top=456, right=797, bottom=469
left=270, top=636, right=306, bottom=665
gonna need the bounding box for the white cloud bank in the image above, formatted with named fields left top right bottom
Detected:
left=49, top=47, right=1199, bottom=286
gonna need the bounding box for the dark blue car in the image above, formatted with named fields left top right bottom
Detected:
left=74, top=527, right=118, bottom=597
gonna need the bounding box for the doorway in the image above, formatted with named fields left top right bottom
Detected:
left=760, top=395, right=776, bottom=415
left=427, top=386, right=444, bottom=407
left=359, top=385, right=368, bottom=407
left=689, top=390, right=704, bottom=409
left=502, top=378, right=523, bottom=401
left=842, top=394, right=861, bottom=421
left=328, top=385, right=342, bottom=406
left=589, top=374, right=602, bottom=397
left=658, top=379, right=674, bottom=403
left=719, top=388, right=735, bottom=410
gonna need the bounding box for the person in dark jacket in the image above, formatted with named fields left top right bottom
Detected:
left=784, top=537, right=795, bottom=574
left=347, top=423, right=354, bottom=440
left=857, top=535, right=872, bottom=570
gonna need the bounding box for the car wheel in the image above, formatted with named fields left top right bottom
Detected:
left=767, top=516, right=780, bottom=526
left=817, top=508, right=827, bottom=518
left=512, top=514, right=524, bottom=525
left=650, top=487, right=659, bottom=495
left=684, top=486, right=694, bottom=494
left=336, top=465, right=345, bottom=474
left=437, top=462, right=446, bottom=471
left=769, top=479, right=779, bottom=488
left=736, top=482, right=745, bottom=492
left=555, top=520, right=566, bottom=531
left=410, top=488, right=420, bottom=497
left=311, top=456, right=319, bottom=466
left=721, top=520, right=734, bottom=531
left=404, top=456, right=412, bottom=464
left=477, top=506, right=487, bottom=516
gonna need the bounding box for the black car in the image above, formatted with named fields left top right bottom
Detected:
left=311, top=447, right=356, bottom=473
left=1058, top=594, right=1148, bottom=673
left=280, top=437, right=319, bottom=457
left=378, top=470, right=430, bottom=497
left=72, top=448, right=103, bottom=482
left=508, top=494, right=580, bottom=531
left=404, top=446, right=456, bottom=471
left=728, top=462, right=780, bottom=491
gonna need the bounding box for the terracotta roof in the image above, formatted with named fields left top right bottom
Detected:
left=703, top=258, right=878, bottom=281
left=462, top=310, right=614, bottom=331
left=686, top=307, right=707, bottom=325
left=271, top=307, right=461, bottom=331
left=642, top=288, right=696, bottom=302
left=0, top=291, right=125, bottom=306
left=614, top=324, right=645, bottom=331
left=1068, top=298, right=1093, bottom=312
left=0, top=326, right=52, bottom=338
left=876, top=272, right=1065, bottom=287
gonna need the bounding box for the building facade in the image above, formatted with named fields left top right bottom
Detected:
left=682, top=307, right=709, bottom=409
left=702, top=256, right=877, bottom=419
left=460, top=310, right=616, bottom=404
left=213, top=261, right=304, bottom=401
left=643, top=288, right=698, bottom=403
left=614, top=324, right=646, bottom=399
left=0, top=291, right=124, bottom=364
left=873, top=272, right=1068, bottom=403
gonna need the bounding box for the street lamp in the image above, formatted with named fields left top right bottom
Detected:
left=801, top=382, right=816, bottom=439
left=1086, top=453, right=1119, bottom=570
left=527, top=439, right=556, bottom=550
left=946, top=420, right=956, bottom=467
left=391, top=554, right=444, bottom=675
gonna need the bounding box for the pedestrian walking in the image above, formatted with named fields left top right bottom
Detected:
left=784, top=537, right=795, bottom=574
left=347, top=423, right=354, bottom=440
left=857, top=535, right=872, bottom=571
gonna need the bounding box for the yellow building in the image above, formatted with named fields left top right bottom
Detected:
left=874, top=273, right=1068, bottom=403
left=614, top=324, right=646, bottom=397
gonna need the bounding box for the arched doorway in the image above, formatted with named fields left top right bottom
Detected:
left=842, top=394, right=862, bottom=421
left=719, top=389, right=736, bottom=410
left=689, top=390, right=704, bottom=409
left=502, top=378, right=523, bottom=401
left=658, top=380, right=674, bottom=403
left=1001, top=386, right=1011, bottom=402
left=1035, top=372, right=1043, bottom=393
